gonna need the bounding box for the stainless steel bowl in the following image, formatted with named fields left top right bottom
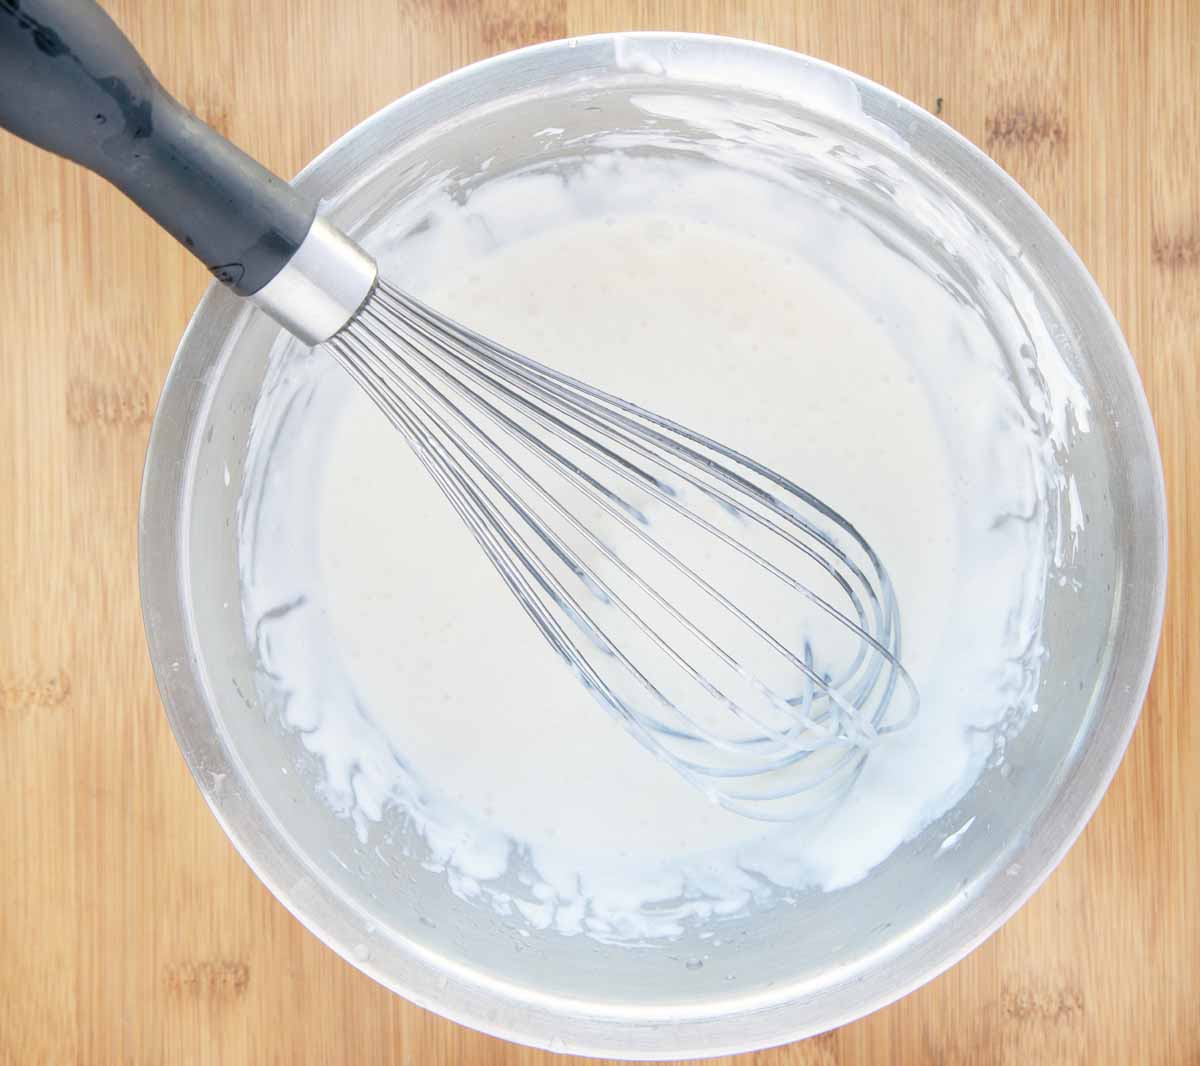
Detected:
left=140, top=33, right=1167, bottom=1059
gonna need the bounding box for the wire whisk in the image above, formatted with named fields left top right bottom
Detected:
left=1, top=0, right=918, bottom=820
left=331, top=281, right=918, bottom=820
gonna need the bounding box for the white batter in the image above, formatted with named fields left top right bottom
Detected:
left=239, top=133, right=1086, bottom=940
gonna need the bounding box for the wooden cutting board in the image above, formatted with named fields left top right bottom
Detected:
left=1, top=1, right=1195, bottom=1063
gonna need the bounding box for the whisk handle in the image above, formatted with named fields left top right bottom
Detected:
left=0, top=0, right=375, bottom=341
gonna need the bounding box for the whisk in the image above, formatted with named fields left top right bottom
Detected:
left=1, top=0, right=917, bottom=819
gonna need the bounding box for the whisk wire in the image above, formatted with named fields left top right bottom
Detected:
left=368, top=292, right=888, bottom=717
left=354, top=312, right=842, bottom=745
left=375, top=288, right=902, bottom=720
left=327, top=280, right=919, bottom=819
left=343, top=323, right=830, bottom=765
left=340, top=337, right=867, bottom=808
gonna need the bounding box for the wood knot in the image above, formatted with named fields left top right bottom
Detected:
left=0, top=671, right=71, bottom=714
left=985, top=107, right=1067, bottom=149
left=66, top=377, right=153, bottom=427
left=164, top=959, right=250, bottom=998
left=1152, top=233, right=1200, bottom=270
left=481, top=9, right=567, bottom=51
left=1001, top=980, right=1084, bottom=1023
left=806, top=1030, right=840, bottom=1066
left=198, top=103, right=231, bottom=138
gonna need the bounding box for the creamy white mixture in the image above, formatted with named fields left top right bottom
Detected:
left=239, top=119, right=1087, bottom=941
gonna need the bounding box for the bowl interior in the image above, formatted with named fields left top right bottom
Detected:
left=142, top=35, right=1165, bottom=1058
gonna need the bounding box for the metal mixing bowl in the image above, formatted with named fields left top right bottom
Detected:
left=139, top=34, right=1166, bottom=1059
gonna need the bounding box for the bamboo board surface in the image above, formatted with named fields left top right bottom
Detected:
left=1, top=1, right=1196, bottom=1063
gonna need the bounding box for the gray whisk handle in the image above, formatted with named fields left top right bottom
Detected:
left=0, top=0, right=315, bottom=297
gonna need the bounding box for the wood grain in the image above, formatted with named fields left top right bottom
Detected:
left=0, top=1, right=1195, bottom=1063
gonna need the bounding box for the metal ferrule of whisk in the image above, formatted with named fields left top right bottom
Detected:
left=2, top=0, right=917, bottom=821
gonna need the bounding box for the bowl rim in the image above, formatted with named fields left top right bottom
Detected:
left=139, top=31, right=1168, bottom=1059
